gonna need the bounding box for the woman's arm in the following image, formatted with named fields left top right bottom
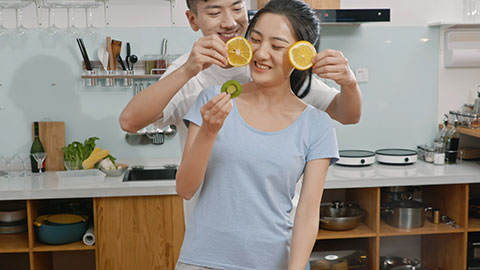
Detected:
left=175, top=92, right=233, bottom=200
left=289, top=158, right=330, bottom=270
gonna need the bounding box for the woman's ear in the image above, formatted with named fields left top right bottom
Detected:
left=186, top=10, right=200, bottom=32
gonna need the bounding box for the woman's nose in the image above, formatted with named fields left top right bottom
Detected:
left=254, top=43, right=269, bottom=60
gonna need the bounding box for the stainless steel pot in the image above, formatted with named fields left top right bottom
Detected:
left=384, top=200, right=427, bottom=229
left=380, top=256, right=421, bottom=270
left=320, top=201, right=365, bottom=231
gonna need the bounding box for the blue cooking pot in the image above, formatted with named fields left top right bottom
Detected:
left=34, top=214, right=88, bottom=245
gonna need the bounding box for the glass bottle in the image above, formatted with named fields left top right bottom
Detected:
left=435, top=115, right=449, bottom=145
left=30, top=122, right=45, bottom=173
left=474, top=85, right=480, bottom=115
left=445, top=116, right=460, bottom=164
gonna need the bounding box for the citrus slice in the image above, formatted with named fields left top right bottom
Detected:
left=226, top=36, right=252, bottom=67
left=221, top=80, right=242, bottom=98
left=288, top=40, right=317, bottom=71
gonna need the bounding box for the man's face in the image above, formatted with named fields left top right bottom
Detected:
left=187, top=0, right=249, bottom=43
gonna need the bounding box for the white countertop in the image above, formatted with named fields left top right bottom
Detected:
left=1, top=159, right=480, bottom=201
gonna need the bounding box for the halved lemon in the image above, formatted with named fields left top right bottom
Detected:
left=288, top=41, right=317, bottom=71
left=226, top=36, right=252, bottom=67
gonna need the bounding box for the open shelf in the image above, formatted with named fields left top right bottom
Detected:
left=317, top=222, right=376, bottom=240
left=458, top=127, right=480, bottom=138
left=379, top=220, right=464, bottom=236
left=428, top=21, right=480, bottom=27
left=33, top=240, right=95, bottom=252
left=0, top=232, right=29, bottom=253
left=468, top=217, right=480, bottom=231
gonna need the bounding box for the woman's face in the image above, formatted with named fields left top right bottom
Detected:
left=248, top=13, right=297, bottom=87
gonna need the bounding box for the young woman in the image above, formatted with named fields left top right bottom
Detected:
left=175, top=0, right=339, bottom=269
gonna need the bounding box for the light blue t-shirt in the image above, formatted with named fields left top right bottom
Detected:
left=179, top=86, right=339, bottom=270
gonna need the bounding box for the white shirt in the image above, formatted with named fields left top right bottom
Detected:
left=153, top=52, right=339, bottom=224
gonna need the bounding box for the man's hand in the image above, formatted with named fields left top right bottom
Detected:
left=182, top=35, right=229, bottom=78
left=200, top=92, right=233, bottom=135
left=312, top=49, right=357, bottom=88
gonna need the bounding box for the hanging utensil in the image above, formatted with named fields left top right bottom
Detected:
left=126, top=42, right=131, bottom=70
left=116, top=54, right=126, bottom=71
left=97, top=47, right=108, bottom=71
left=129, top=54, right=138, bottom=71
left=76, top=38, right=92, bottom=71
left=111, top=39, right=122, bottom=70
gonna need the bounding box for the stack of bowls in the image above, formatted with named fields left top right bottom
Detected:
left=0, top=201, right=27, bottom=234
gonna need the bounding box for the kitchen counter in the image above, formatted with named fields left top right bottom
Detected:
left=1, top=159, right=480, bottom=200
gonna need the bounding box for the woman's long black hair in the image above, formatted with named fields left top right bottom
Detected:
left=245, top=0, right=321, bottom=98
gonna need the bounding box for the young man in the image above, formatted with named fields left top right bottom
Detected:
left=119, top=0, right=361, bottom=222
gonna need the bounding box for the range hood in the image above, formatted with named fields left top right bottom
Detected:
left=248, top=9, right=390, bottom=23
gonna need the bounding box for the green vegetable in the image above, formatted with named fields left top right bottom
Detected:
left=62, top=137, right=116, bottom=170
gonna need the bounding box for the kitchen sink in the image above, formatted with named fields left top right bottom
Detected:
left=123, top=168, right=177, bottom=182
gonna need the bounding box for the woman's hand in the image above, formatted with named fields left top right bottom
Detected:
left=312, top=49, right=357, bottom=88
left=200, top=92, right=233, bottom=135
left=181, top=35, right=229, bottom=78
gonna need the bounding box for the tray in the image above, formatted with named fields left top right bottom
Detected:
left=56, top=169, right=106, bottom=185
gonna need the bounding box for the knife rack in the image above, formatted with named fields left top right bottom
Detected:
left=80, top=60, right=162, bottom=90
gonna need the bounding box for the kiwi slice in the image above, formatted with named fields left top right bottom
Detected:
left=221, top=80, right=242, bottom=98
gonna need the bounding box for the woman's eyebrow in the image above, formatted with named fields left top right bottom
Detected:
left=273, top=37, right=290, bottom=44
left=251, top=29, right=262, bottom=37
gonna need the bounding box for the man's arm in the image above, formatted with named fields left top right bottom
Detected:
left=288, top=158, right=329, bottom=270
left=313, top=49, right=362, bottom=125
left=119, top=35, right=228, bottom=133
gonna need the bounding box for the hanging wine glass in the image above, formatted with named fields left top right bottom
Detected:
left=32, top=152, right=47, bottom=174
left=40, top=8, right=62, bottom=48
left=83, top=7, right=101, bottom=48
left=63, top=7, right=80, bottom=48
left=10, top=6, right=29, bottom=49
left=0, top=8, right=10, bottom=49
left=17, top=153, right=30, bottom=177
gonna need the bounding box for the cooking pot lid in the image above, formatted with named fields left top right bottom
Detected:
left=45, top=214, right=86, bottom=225
left=375, top=148, right=417, bottom=156
left=339, top=150, right=375, bottom=158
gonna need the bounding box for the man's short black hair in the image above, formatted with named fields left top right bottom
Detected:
left=186, top=0, right=208, bottom=12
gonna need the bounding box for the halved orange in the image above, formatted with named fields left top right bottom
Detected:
left=226, top=36, right=252, bottom=67
left=288, top=41, right=317, bottom=70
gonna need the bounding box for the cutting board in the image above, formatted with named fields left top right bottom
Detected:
left=257, top=0, right=339, bottom=9
left=32, top=122, right=65, bottom=171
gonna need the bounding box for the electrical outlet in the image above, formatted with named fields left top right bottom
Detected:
left=355, top=67, right=369, bottom=83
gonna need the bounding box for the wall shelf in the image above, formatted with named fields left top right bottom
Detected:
left=458, top=127, right=480, bottom=138
left=428, top=21, right=480, bottom=28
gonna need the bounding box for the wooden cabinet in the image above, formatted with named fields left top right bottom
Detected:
left=0, top=195, right=184, bottom=270
left=95, top=195, right=184, bottom=270
left=317, top=184, right=471, bottom=270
